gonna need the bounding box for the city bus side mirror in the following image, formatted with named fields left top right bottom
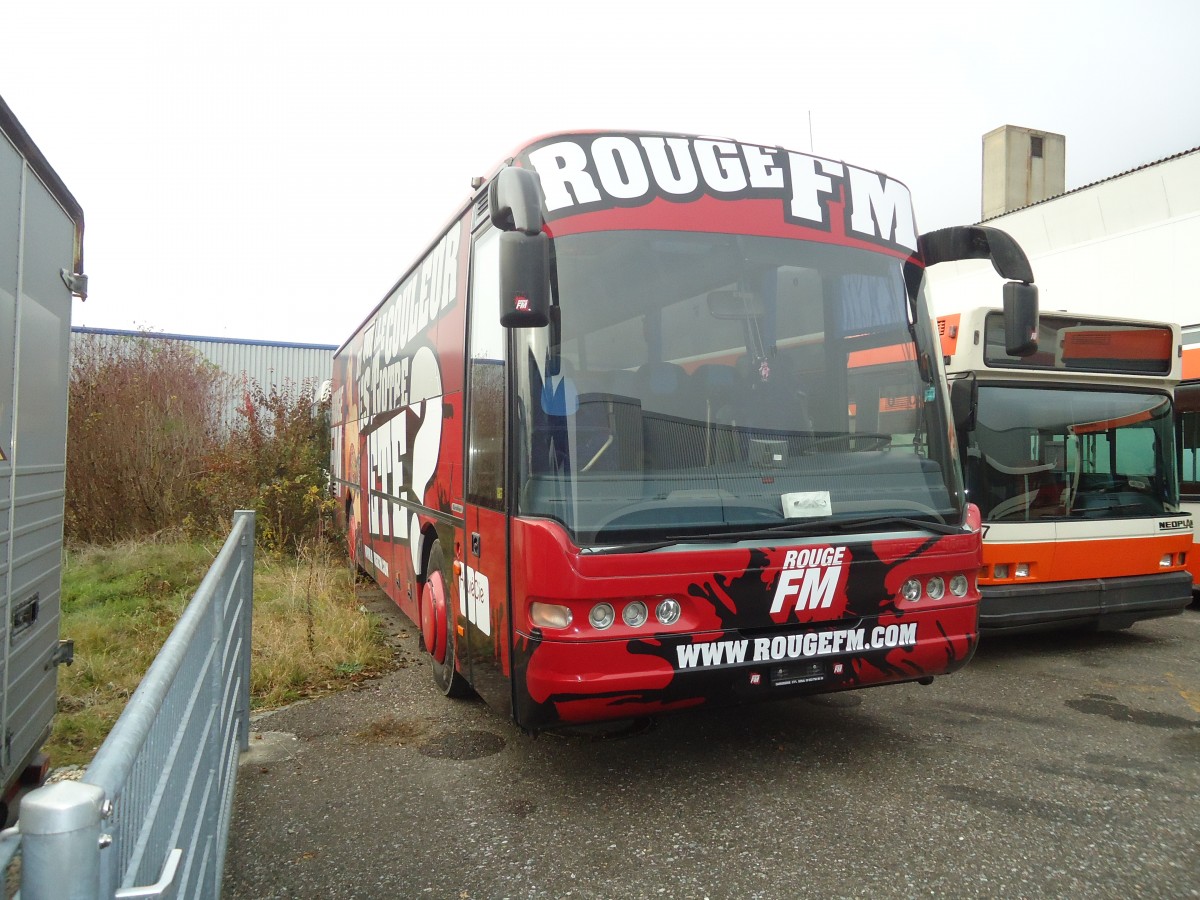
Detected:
left=1002, top=281, right=1039, bottom=357
left=950, top=377, right=977, bottom=431
left=499, top=230, right=550, bottom=328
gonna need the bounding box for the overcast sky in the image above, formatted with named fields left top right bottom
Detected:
left=4, top=0, right=1198, bottom=346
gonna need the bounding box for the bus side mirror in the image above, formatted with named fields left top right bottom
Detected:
left=490, top=167, right=544, bottom=236
left=1003, top=281, right=1039, bottom=357
left=950, top=377, right=977, bottom=431
left=919, top=224, right=1040, bottom=357
left=499, top=230, right=550, bottom=328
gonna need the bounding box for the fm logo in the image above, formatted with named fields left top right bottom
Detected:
left=770, top=547, right=848, bottom=614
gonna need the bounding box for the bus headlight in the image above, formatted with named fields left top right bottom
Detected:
left=530, top=602, right=572, bottom=629
left=949, top=574, right=969, bottom=597
left=622, top=600, right=649, bottom=627
left=926, top=577, right=945, bottom=600
left=655, top=598, right=681, bottom=625
left=900, top=578, right=922, bottom=602
left=589, top=603, right=615, bottom=630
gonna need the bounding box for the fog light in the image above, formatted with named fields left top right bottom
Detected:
left=530, top=602, right=572, bottom=629
left=993, top=564, right=1010, bottom=579
left=1015, top=563, right=1031, bottom=578
left=900, top=578, right=921, bottom=602
left=589, top=603, right=615, bottom=630
left=656, top=598, right=681, bottom=625
left=949, top=574, right=969, bottom=597
left=622, top=600, right=648, bottom=627
left=926, top=577, right=945, bottom=600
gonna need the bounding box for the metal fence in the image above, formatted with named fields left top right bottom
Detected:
left=2, top=510, right=255, bottom=899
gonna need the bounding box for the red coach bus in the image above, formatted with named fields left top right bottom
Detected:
left=330, top=131, right=1039, bottom=731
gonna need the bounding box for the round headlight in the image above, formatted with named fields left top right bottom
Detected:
left=589, top=603, right=615, bottom=630
left=949, top=574, right=969, bottom=597
left=926, top=577, right=945, bottom=600
left=900, top=578, right=922, bottom=602
left=655, top=598, right=681, bottom=625
left=622, top=600, right=649, bottom=627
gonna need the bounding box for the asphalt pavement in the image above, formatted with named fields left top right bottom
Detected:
left=223, top=590, right=1200, bottom=900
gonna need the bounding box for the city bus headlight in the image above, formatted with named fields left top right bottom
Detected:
left=926, top=577, right=945, bottom=600
left=655, top=598, right=681, bottom=625
left=530, top=602, right=572, bottom=629
left=949, top=574, right=969, bottom=597
left=589, top=603, right=615, bottom=630
left=900, top=578, right=922, bottom=602
left=622, top=600, right=649, bottom=627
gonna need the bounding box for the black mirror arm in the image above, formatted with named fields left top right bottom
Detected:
left=918, top=225, right=1034, bottom=284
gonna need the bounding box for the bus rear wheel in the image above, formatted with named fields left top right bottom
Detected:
left=423, top=542, right=471, bottom=698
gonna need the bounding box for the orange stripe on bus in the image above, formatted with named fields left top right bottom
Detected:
left=1069, top=408, right=1154, bottom=435
left=981, top=532, right=1191, bottom=584
left=1183, top=347, right=1200, bottom=381
left=847, top=344, right=915, bottom=367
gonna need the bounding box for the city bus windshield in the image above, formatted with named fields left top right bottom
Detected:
left=967, top=385, right=1177, bottom=521
left=512, top=229, right=961, bottom=546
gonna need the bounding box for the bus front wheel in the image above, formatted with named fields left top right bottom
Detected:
left=423, top=542, right=471, bottom=698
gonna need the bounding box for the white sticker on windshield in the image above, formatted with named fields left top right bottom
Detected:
left=781, top=491, right=832, bottom=519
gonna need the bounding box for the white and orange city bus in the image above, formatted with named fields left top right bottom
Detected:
left=330, top=131, right=1040, bottom=731
left=939, top=308, right=1193, bottom=633
left=1178, top=323, right=1200, bottom=601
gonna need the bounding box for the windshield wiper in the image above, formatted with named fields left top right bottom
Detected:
left=585, top=513, right=965, bottom=554
left=824, top=514, right=964, bottom=536
left=668, top=514, right=964, bottom=543
left=586, top=539, right=682, bottom=555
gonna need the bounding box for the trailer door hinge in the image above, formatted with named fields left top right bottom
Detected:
left=60, top=267, right=88, bottom=299
left=50, top=639, right=75, bottom=668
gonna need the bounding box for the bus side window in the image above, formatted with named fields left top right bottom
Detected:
left=467, top=228, right=506, bottom=511
left=1180, top=401, right=1200, bottom=496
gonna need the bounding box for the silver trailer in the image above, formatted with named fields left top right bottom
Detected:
left=0, top=94, right=86, bottom=822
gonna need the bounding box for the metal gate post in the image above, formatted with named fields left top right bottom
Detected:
left=19, top=779, right=106, bottom=900
left=235, top=509, right=254, bottom=752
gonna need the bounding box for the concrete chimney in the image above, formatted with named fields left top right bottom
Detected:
left=981, top=125, right=1066, bottom=220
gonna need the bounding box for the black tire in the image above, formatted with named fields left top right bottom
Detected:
left=426, top=542, right=471, bottom=698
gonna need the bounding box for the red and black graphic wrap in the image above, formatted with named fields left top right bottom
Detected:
left=510, top=519, right=979, bottom=730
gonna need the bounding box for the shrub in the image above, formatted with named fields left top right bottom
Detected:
left=67, top=333, right=335, bottom=553
left=67, top=332, right=227, bottom=543
left=193, top=377, right=336, bottom=553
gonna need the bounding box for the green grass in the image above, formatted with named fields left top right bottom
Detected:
left=50, top=538, right=394, bottom=767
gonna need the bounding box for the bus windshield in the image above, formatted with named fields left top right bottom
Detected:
left=968, top=385, right=1177, bottom=521
left=513, top=229, right=960, bottom=545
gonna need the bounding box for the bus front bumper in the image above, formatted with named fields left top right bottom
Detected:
left=979, top=571, right=1193, bottom=634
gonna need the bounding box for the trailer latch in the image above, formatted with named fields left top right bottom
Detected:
left=12, top=593, right=38, bottom=637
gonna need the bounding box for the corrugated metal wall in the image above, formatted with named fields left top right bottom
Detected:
left=70, top=327, right=336, bottom=430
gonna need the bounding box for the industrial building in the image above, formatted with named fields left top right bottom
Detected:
left=70, top=327, right=336, bottom=430
left=929, top=123, right=1200, bottom=329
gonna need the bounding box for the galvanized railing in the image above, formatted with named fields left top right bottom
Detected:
left=3, top=510, right=255, bottom=899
